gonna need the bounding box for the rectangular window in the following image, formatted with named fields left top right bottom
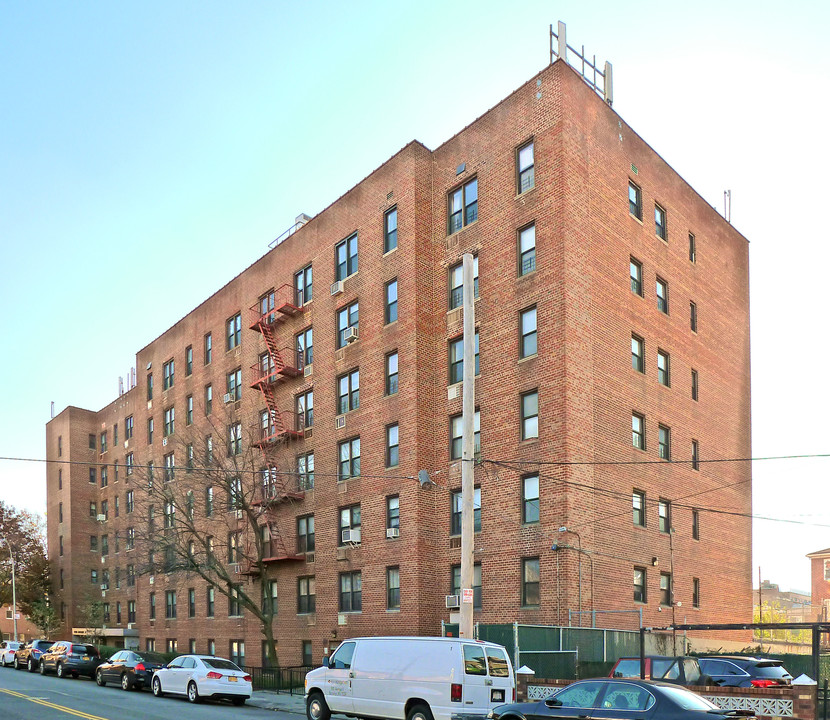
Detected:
left=339, top=571, right=362, bottom=612
left=296, top=389, right=313, bottom=428
left=689, top=232, right=696, bottom=263
left=227, top=368, right=242, bottom=401
left=101, top=467, right=108, bottom=487
left=629, top=181, right=642, bottom=220
left=126, top=527, right=135, bottom=550
left=518, top=223, right=536, bottom=275
left=660, top=572, right=672, bottom=606
left=204, top=332, right=212, bottom=365
left=630, top=257, right=643, bottom=296
left=229, top=584, right=242, bottom=617
left=295, top=264, right=313, bottom=306
left=186, top=395, right=193, bottom=425
left=338, top=437, right=361, bottom=480
left=656, top=277, right=669, bottom=314
left=100, top=431, right=108, bottom=453
left=522, top=475, right=540, bottom=524
left=163, top=407, right=175, bottom=436
left=448, top=332, right=479, bottom=384
left=185, top=346, right=193, bottom=376
left=147, top=417, right=154, bottom=444
left=263, top=580, right=278, bottom=616
left=259, top=290, right=276, bottom=324
left=517, top=141, right=534, bottom=193
left=337, top=369, right=360, bottom=415
left=693, top=577, right=700, bottom=608
left=227, top=313, right=242, bottom=350
left=386, top=424, right=399, bottom=468
left=655, top=203, right=667, bottom=240
left=125, top=415, right=134, bottom=440
left=90, top=467, right=96, bottom=484
left=658, top=499, right=671, bottom=533
left=297, top=515, right=315, bottom=553
left=632, top=412, right=645, bottom=450
left=520, top=306, right=537, bottom=358
left=297, top=327, right=313, bottom=367
left=205, top=486, right=214, bottom=516
left=692, top=440, right=700, bottom=471
left=450, top=410, right=480, bottom=460
left=302, top=641, right=312, bottom=667
left=522, top=557, right=540, bottom=607
left=149, top=592, right=156, bottom=620
left=128, top=600, right=136, bottom=622
left=206, top=587, right=215, bottom=617
left=297, top=452, right=314, bottom=490
left=338, top=504, right=361, bottom=545
left=164, top=452, right=175, bottom=482
left=451, top=487, right=481, bottom=535
left=228, top=531, right=241, bottom=563
left=385, top=351, right=399, bottom=395
left=385, top=279, right=398, bottom=324
left=451, top=564, right=482, bottom=609
left=692, top=509, right=700, bottom=540
left=384, top=207, right=398, bottom=253
left=89, top=433, right=96, bottom=449
left=633, top=490, right=646, bottom=527
left=166, top=591, right=177, bottom=619
left=90, top=535, right=98, bottom=551
left=691, top=369, right=699, bottom=401
left=386, top=566, right=400, bottom=610
left=298, top=576, right=316, bottom=614
left=386, top=495, right=400, bottom=530
left=449, top=256, right=479, bottom=309
left=335, top=233, right=359, bottom=281
left=690, top=301, right=698, bottom=332
left=448, top=177, right=478, bottom=233
left=147, top=373, right=153, bottom=401
left=657, top=350, right=670, bottom=386
left=634, top=567, right=647, bottom=603
left=521, top=390, right=539, bottom=440
left=658, top=425, right=671, bottom=460
left=162, top=359, right=174, bottom=390
left=336, top=300, right=359, bottom=348
left=631, top=335, right=645, bottom=373
left=89, top=501, right=97, bottom=518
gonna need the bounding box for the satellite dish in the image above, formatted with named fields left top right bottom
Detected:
left=418, top=470, right=432, bottom=488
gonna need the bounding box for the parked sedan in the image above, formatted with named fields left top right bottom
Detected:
left=151, top=655, right=252, bottom=705
left=489, top=678, right=755, bottom=720
left=39, top=641, right=102, bottom=679
left=13, top=639, right=54, bottom=671
left=96, top=649, right=168, bottom=690
left=0, top=641, right=23, bottom=667
left=699, top=657, right=793, bottom=687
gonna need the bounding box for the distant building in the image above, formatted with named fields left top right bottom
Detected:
left=755, top=580, right=817, bottom=623
left=0, top=605, right=40, bottom=643
left=807, top=549, right=830, bottom=620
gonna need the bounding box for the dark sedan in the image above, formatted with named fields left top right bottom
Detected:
left=96, top=649, right=168, bottom=691
left=490, top=678, right=755, bottom=720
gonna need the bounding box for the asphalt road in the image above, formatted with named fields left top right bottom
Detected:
left=0, top=664, right=291, bottom=719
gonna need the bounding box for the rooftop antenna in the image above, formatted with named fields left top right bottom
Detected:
left=118, top=377, right=124, bottom=396
left=724, top=190, right=732, bottom=223
left=50, top=401, right=55, bottom=419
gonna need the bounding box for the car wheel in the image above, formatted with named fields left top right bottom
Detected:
left=232, top=697, right=246, bottom=706
left=307, top=691, right=330, bottom=720
left=152, top=676, right=164, bottom=697
left=28, top=658, right=36, bottom=673
left=121, top=673, right=134, bottom=691
left=13, top=657, right=20, bottom=670
left=96, top=669, right=106, bottom=687
left=57, top=662, right=66, bottom=679
left=187, top=681, right=200, bottom=704
left=39, top=661, right=46, bottom=675
left=407, top=704, right=435, bottom=720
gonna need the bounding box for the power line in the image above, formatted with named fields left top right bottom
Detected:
left=484, top=453, right=830, bottom=467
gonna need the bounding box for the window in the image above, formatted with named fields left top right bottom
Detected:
left=166, top=591, right=177, bottom=619
left=690, top=301, right=698, bottom=332
left=335, top=233, right=358, bottom=281
left=518, top=223, right=536, bottom=275
left=692, top=509, right=700, bottom=540
left=228, top=422, right=242, bottom=456
left=149, top=592, right=156, bottom=620
left=228, top=476, right=242, bottom=511
left=163, top=500, right=175, bottom=529
left=521, top=390, right=539, bottom=440
left=387, top=567, right=400, bottom=610
left=660, top=572, right=672, bottom=606
left=385, top=279, right=398, bottom=323
left=692, top=440, right=700, bottom=471
left=227, top=313, right=242, bottom=349
left=297, top=515, right=315, bottom=553
left=658, top=425, right=671, bottom=460
left=522, top=558, right=540, bottom=607
left=520, top=306, right=537, bottom=358
left=206, top=436, right=212, bottom=463
left=339, top=571, right=362, bottom=612
left=205, top=486, right=214, bottom=517
left=263, top=580, right=278, bottom=616
left=147, top=417, right=154, bottom=444
left=452, top=563, right=482, bottom=609
left=259, top=290, right=276, bottom=324
left=298, top=576, right=316, bottom=614
left=386, top=424, right=399, bottom=467
left=339, top=505, right=361, bottom=545
left=229, top=584, right=242, bottom=616
left=689, top=232, right=696, bottom=263
left=185, top=345, right=193, bottom=376
left=384, top=207, right=398, bottom=253
left=91, top=568, right=98, bottom=584
left=630, top=257, right=643, bottom=296
left=297, top=327, right=313, bottom=367
left=692, top=577, right=700, bottom=608
left=296, top=389, right=313, bottom=429
left=632, top=412, right=645, bottom=450
left=89, top=433, right=96, bottom=449
left=101, top=500, right=109, bottom=520
left=58, top=469, right=62, bottom=489
left=337, top=369, right=360, bottom=414
left=162, top=359, right=174, bottom=390
left=58, top=502, right=63, bottom=523
left=448, top=332, right=479, bottom=384
left=126, top=527, right=135, bottom=550
left=228, top=531, right=242, bottom=563
left=449, top=256, right=479, bottom=309
left=448, top=177, right=478, bottom=233
left=89, top=467, right=96, bottom=484
left=100, top=431, right=108, bottom=453
left=656, top=278, right=668, bottom=314
left=628, top=181, right=642, bottom=219
left=146, top=373, right=153, bottom=401
left=655, top=203, right=667, bottom=240
left=338, top=437, right=361, bottom=480
left=451, top=487, right=481, bottom=535
left=386, top=496, right=400, bottom=530
left=166, top=639, right=178, bottom=654
left=691, top=369, right=699, bottom=401
left=517, top=141, right=535, bottom=193
left=128, top=600, right=136, bottom=622
left=298, top=451, right=315, bottom=490
left=336, top=300, right=359, bottom=348
left=295, top=264, right=312, bottom=306
left=450, top=410, right=480, bottom=460
left=164, top=452, right=175, bottom=482
left=658, top=499, right=671, bottom=533
left=385, top=351, right=398, bottom=395
left=204, top=332, right=212, bottom=365
left=89, top=501, right=97, bottom=518
left=206, top=587, right=215, bottom=617
left=634, top=567, right=647, bottom=602
left=633, top=490, right=646, bottom=527
left=125, top=415, right=134, bottom=440
left=631, top=335, right=644, bottom=373
left=227, top=367, right=242, bottom=402
left=163, top=406, right=175, bottom=436
left=114, top=424, right=118, bottom=446
left=302, top=640, right=312, bottom=666
left=657, top=350, right=670, bottom=386
left=522, top=475, right=540, bottom=524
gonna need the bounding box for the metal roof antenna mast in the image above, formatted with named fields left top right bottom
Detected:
left=550, top=21, right=613, bottom=107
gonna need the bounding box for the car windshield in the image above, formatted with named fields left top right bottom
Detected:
left=660, top=685, right=721, bottom=711
left=202, top=658, right=242, bottom=671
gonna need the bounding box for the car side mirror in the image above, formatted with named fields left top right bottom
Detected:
left=544, top=698, right=562, bottom=708
left=322, top=656, right=330, bottom=668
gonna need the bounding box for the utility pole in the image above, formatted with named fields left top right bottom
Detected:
left=0, top=536, right=17, bottom=642
left=459, top=253, right=476, bottom=639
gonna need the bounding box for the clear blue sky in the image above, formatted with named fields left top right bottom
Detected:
left=2, top=0, right=828, bottom=592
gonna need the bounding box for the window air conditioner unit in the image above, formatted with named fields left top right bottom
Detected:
left=162, top=437, right=168, bottom=446
left=223, top=393, right=233, bottom=403
left=446, top=594, right=461, bottom=609
left=127, top=623, right=135, bottom=630
left=386, top=528, right=400, bottom=539
left=306, top=552, right=315, bottom=564
left=341, top=529, right=361, bottom=544
left=330, top=280, right=344, bottom=296
left=231, top=563, right=240, bottom=574
left=344, top=326, right=358, bottom=343
left=96, top=514, right=106, bottom=522
left=303, top=364, right=313, bottom=378
left=100, top=584, right=108, bottom=591
left=335, top=415, right=346, bottom=430
left=448, top=384, right=461, bottom=401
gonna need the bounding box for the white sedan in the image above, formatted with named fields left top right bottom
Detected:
left=0, top=641, right=22, bottom=667
left=151, top=654, right=251, bottom=705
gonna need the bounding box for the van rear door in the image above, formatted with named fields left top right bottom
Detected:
left=484, top=646, right=513, bottom=705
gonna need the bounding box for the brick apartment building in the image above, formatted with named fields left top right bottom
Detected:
left=45, top=57, right=752, bottom=667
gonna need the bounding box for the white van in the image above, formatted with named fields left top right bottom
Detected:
left=305, top=636, right=514, bottom=720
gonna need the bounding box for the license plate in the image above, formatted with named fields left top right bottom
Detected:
left=82, top=657, right=89, bottom=661
left=229, top=676, right=238, bottom=682
left=491, top=690, right=504, bottom=702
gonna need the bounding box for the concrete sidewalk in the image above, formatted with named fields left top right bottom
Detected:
left=248, top=689, right=307, bottom=714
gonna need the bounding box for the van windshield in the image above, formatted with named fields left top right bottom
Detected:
left=486, top=648, right=509, bottom=677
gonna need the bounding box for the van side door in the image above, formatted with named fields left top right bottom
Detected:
left=324, top=641, right=356, bottom=714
